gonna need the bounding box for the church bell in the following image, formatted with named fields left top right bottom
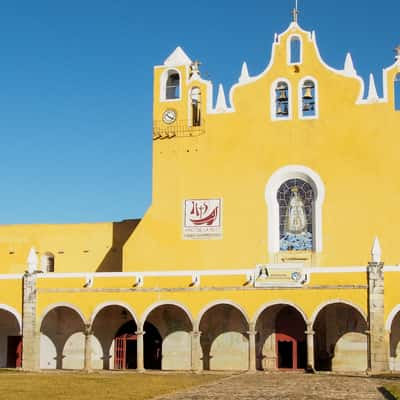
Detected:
left=302, top=87, right=313, bottom=100
left=278, top=90, right=288, bottom=102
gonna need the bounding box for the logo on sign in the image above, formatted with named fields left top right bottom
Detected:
left=183, top=199, right=222, bottom=239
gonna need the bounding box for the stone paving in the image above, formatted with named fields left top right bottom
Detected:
left=155, top=372, right=397, bottom=400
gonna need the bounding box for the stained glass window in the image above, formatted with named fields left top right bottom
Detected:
left=395, top=73, right=400, bottom=111
left=277, top=179, right=314, bottom=251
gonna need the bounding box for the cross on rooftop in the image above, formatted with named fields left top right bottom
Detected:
left=292, top=0, right=299, bottom=23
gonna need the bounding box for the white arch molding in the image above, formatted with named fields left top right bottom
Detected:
left=0, top=304, right=22, bottom=334
left=39, top=302, right=88, bottom=327
left=196, top=300, right=250, bottom=331
left=160, top=68, right=182, bottom=102
left=386, top=304, right=400, bottom=331
left=265, top=165, right=325, bottom=254
left=90, top=301, right=138, bottom=326
left=310, top=299, right=367, bottom=327
left=251, top=300, right=308, bottom=325
left=141, top=300, right=194, bottom=327
left=287, top=34, right=303, bottom=65
left=270, top=77, right=293, bottom=121
left=298, top=76, right=319, bottom=120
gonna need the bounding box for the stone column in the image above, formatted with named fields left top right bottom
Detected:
left=84, top=324, right=92, bottom=372
left=22, top=273, right=40, bottom=371
left=135, top=329, right=145, bottom=372
left=190, top=330, right=202, bottom=372
left=367, top=261, right=389, bottom=372
left=305, top=322, right=315, bottom=372
left=247, top=323, right=257, bottom=372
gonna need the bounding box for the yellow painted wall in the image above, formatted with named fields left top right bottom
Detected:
left=123, top=22, right=400, bottom=271
left=0, top=220, right=139, bottom=274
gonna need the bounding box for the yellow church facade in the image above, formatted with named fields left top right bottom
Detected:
left=0, top=18, right=400, bottom=373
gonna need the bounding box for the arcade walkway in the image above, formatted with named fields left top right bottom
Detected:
left=155, top=372, right=393, bottom=400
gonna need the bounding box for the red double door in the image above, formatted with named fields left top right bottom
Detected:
left=275, top=307, right=307, bottom=370
left=7, top=336, right=22, bottom=368
left=114, top=334, right=137, bottom=370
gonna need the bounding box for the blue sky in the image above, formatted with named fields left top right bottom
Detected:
left=0, top=1, right=398, bottom=224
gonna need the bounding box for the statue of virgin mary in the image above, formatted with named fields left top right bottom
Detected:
left=284, top=186, right=307, bottom=234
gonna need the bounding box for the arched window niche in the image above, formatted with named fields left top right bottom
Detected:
left=299, top=77, right=318, bottom=119
left=161, top=69, right=181, bottom=101
left=41, top=252, right=55, bottom=272
left=271, top=79, right=291, bottom=121
left=395, top=73, right=400, bottom=111
left=265, top=165, right=325, bottom=257
left=287, top=35, right=302, bottom=65
left=189, top=86, right=202, bottom=126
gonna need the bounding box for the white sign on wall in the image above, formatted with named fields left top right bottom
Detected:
left=183, top=199, right=222, bottom=239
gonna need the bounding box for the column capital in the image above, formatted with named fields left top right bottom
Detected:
left=305, top=329, right=315, bottom=335
left=84, top=323, right=93, bottom=335
left=247, top=330, right=257, bottom=336
left=135, top=330, right=145, bottom=336
left=190, top=330, right=201, bottom=337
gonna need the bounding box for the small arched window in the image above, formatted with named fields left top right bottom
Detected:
left=289, top=36, right=301, bottom=64
left=395, top=73, right=400, bottom=111
left=301, top=80, right=316, bottom=118
left=274, top=81, right=290, bottom=119
left=190, top=87, right=201, bottom=126
left=41, top=252, right=55, bottom=272
left=277, top=179, right=314, bottom=251
left=165, top=70, right=180, bottom=100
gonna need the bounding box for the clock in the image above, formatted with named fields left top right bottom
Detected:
left=162, top=109, right=177, bottom=124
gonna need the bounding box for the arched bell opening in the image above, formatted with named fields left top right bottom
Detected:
left=91, top=305, right=136, bottom=370
left=144, top=304, right=192, bottom=370
left=313, top=302, right=367, bottom=372
left=40, top=306, right=86, bottom=369
left=199, top=304, right=249, bottom=371
left=0, top=309, right=21, bottom=368
left=255, top=304, right=306, bottom=371
left=395, top=73, right=400, bottom=111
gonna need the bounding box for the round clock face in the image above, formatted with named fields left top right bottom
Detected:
left=162, top=109, right=177, bottom=124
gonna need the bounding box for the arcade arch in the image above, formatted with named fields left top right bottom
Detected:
left=40, top=305, right=86, bottom=369
left=312, top=302, right=367, bottom=371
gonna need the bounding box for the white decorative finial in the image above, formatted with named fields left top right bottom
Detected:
left=239, top=62, right=250, bottom=83
left=215, top=84, right=228, bottom=112
left=367, top=73, right=379, bottom=102
left=84, top=274, right=94, bottom=288
left=190, top=272, right=200, bottom=287
left=163, top=46, right=192, bottom=66
left=27, top=247, right=38, bottom=273
left=371, top=237, right=382, bottom=263
left=343, top=53, right=356, bottom=76
left=395, top=45, right=400, bottom=61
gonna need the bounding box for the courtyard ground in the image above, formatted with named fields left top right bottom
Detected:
left=0, top=371, right=225, bottom=400
left=1, top=371, right=400, bottom=400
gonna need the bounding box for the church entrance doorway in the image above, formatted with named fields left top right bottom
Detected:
left=7, top=336, right=22, bottom=368
left=276, top=306, right=306, bottom=370
left=114, top=321, right=137, bottom=370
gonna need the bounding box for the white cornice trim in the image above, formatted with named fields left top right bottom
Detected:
left=0, top=274, right=24, bottom=280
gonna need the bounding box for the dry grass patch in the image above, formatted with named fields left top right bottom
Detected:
left=0, top=371, right=227, bottom=400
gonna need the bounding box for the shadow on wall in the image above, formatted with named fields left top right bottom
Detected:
left=96, top=219, right=140, bottom=272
